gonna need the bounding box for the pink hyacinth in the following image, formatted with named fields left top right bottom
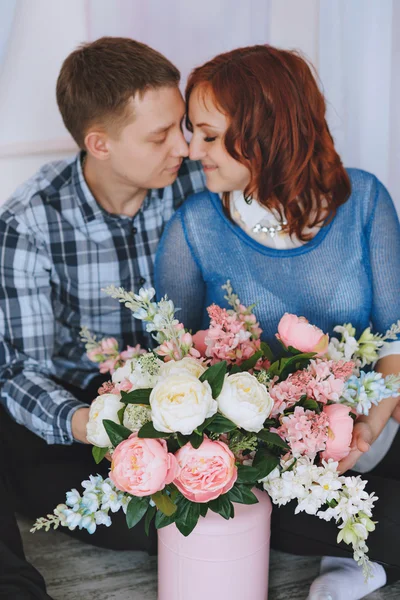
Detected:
left=201, top=304, right=262, bottom=366
left=275, top=406, right=329, bottom=459
left=270, top=378, right=305, bottom=416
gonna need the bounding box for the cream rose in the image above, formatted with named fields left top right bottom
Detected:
left=150, top=374, right=217, bottom=435
left=217, top=372, right=273, bottom=432
left=159, top=357, right=207, bottom=379
left=86, top=393, right=124, bottom=447
left=112, top=359, right=136, bottom=384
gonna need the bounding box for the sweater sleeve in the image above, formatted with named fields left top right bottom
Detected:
left=367, top=179, right=400, bottom=337
left=155, top=209, right=206, bottom=333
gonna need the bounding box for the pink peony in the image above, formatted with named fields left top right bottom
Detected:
left=110, top=434, right=180, bottom=497
left=277, top=313, right=329, bottom=355
left=173, top=437, right=238, bottom=503
left=321, top=404, right=353, bottom=462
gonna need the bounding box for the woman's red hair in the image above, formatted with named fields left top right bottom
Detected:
left=186, top=45, right=351, bottom=241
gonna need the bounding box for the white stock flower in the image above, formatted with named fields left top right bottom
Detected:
left=129, top=354, right=163, bottom=388
left=86, top=393, right=124, bottom=447
left=123, top=404, right=152, bottom=432
left=149, top=373, right=217, bottom=435
left=160, top=357, right=206, bottom=379
left=217, top=372, right=273, bottom=432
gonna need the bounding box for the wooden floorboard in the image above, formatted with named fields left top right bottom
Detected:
left=18, top=516, right=400, bottom=600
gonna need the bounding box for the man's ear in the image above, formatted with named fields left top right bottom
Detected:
left=84, top=129, right=110, bottom=161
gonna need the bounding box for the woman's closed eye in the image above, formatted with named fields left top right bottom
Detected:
left=204, top=136, right=217, bottom=143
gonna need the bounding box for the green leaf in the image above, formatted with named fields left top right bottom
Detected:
left=299, top=398, right=320, bottom=413
left=260, top=341, right=274, bottom=361
left=253, top=447, right=280, bottom=479
left=120, top=388, right=151, bottom=405
left=151, top=491, right=177, bottom=517
left=92, top=446, right=109, bottom=464
left=267, top=358, right=287, bottom=378
left=236, top=465, right=260, bottom=484
left=175, top=498, right=201, bottom=536
left=144, top=505, right=156, bottom=536
left=287, top=346, right=305, bottom=355
left=227, top=485, right=259, bottom=505
left=177, top=433, right=189, bottom=447
left=103, top=420, right=132, bottom=447
left=256, top=429, right=289, bottom=450
left=126, top=496, right=149, bottom=529
left=199, top=361, right=227, bottom=398
left=197, top=415, right=217, bottom=433
left=189, top=431, right=204, bottom=449
left=278, top=352, right=317, bottom=381
left=208, top=494, right=232, bottom=520
left=230, top=350, right=263, bottom=374
left=205, top=413, right=237, bottom=433
left=199, top=504, right=208, bottom=518
left=138, top=421, right=171, bottom=439
left=155, top=510, right=176, bottom=529
left=117, top=406, right=126, bottom=425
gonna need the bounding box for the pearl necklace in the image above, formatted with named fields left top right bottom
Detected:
left=231, top=191, right=287, bottom=239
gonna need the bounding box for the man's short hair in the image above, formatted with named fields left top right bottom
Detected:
left=56, top=37, right=180, bottom=148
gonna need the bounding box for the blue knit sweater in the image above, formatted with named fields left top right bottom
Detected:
left=155, top=169, right=400, bottom=352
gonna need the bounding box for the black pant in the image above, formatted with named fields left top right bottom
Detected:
left=271, top=429, right=400, bottom=583
left=0, top=442, right=54, bottom=599
left=0, top=375, right=157, bottom=554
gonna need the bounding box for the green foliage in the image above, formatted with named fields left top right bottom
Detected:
left=92, top=446, right=109, bottom=464
left=126, top=496, right=149, bottom=529
left=199, top=361, right=227, bottom=398
left=103, top=420, right=132, bottom=447
left=120, top=388, right=151, bottom=405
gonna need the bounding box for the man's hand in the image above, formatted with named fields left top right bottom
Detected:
left=337, top=421, right=373, bottom=474
left=71, top=407, right=90, bottom=443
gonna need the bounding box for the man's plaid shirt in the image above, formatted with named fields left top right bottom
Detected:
left=0, top=153, right=205, bottom=444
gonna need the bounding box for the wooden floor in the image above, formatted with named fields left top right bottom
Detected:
left=19, top=517, right=400, bottom=600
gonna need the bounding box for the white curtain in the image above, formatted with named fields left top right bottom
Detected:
left=319, top=0, right=400, bottom=209
left=86, top=0, right=271, bottom=91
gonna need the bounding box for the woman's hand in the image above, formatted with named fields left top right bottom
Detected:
left=337, top=421, right=374, bottom=474
left=392, top=399, right=400, bottom=423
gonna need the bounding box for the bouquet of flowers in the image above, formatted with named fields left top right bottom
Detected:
left=32, top=283, right=400, bottom=577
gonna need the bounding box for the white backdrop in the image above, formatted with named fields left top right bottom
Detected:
left=0, top=0, right=399, bottom=213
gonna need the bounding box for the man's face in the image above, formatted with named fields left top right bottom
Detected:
left=107, top=86, right=189, bottom=189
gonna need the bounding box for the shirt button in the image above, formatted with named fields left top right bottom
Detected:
left=63, top=434, right=69, bottom=442
left=132, top=226, right=138, bottom=234
left=139, top=277, right=146, bottom=286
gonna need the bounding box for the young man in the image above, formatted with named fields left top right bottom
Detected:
left=0, top=37, right=205, bottom=554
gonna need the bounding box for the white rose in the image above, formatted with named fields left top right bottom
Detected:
left=160, top=357, right=206, bottom=379
left=86, top=393, right=124, bottom=447
left=217, top=372, right=273, bottom=432
left=129, top=354, right=163, bottom=389
left=112, top=359, right=136, bottom=384
left=150, top=374, right=217, bottom=435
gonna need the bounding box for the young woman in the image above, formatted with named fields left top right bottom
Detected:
left=156, top=45, right=400, bottom=600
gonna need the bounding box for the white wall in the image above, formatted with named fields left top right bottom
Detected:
left=0, top=0, right=321, bottom=201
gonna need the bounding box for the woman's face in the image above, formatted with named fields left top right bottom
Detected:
left=188, top=86, right=251, bottom=194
